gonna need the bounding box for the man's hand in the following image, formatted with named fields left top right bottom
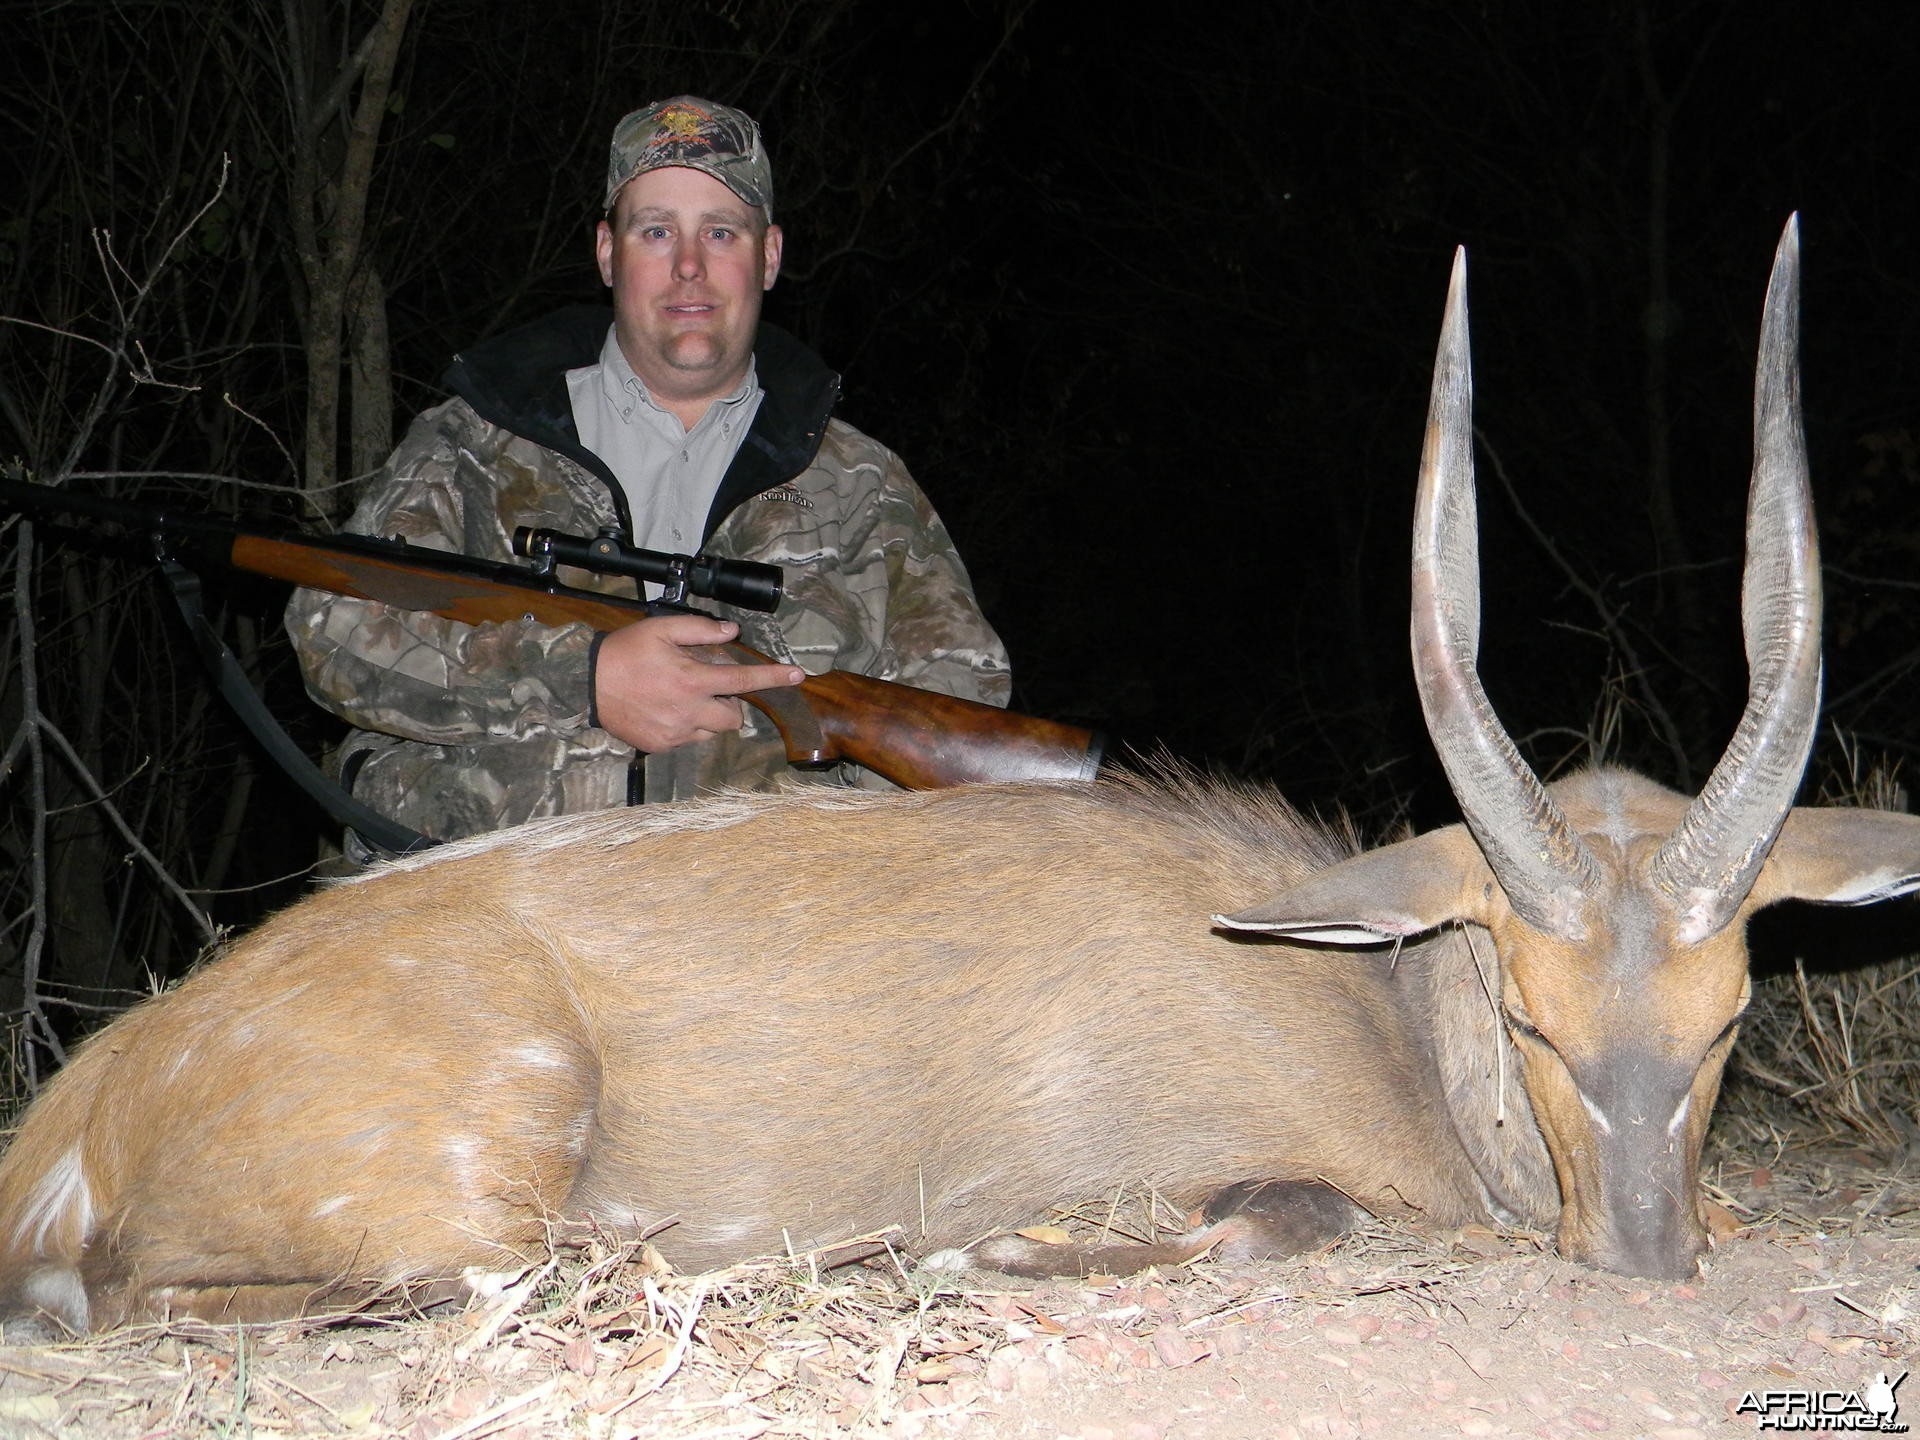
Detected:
left=591, top=613, right=804, bottom=753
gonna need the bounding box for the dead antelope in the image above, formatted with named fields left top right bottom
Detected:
left=4, top=217, right=1917, bottom=1334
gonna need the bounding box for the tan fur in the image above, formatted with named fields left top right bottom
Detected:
left=0, top=774, right=1503, bottom=1329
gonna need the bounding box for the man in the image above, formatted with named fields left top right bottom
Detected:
left=287, top=97, right=1010, bottom=849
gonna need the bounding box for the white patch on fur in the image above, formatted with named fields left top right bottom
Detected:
left=1667, top=1091, right=1692, bottom=1136
left=20, top=1267, right=88, bottom=1330
left=700, top=1219, right=759, bottom=1247
left=443, top=1135, right=485, bottom=1193
left=1672, top=890, right=1724, bottom=945
left=1815, top=869, right=1920, bottom=906
left=1475, top=1178, right=1527, bottom=1227
left=1581, top=771, right=1645, bottom=848
left=589, top=1200, right=645, bottom=1230
left=312, top=1195, right=355, bottom=1219
left=585, top=1200, right=683, bottom=1241
left=346, top=1121, right=399, bottom=1152
left=12, top=1148, right=93, bottom=1257
left=511, top=1042, right=569, bottom=1070
left=919, top=1248, right=972, bottom=1273
left=565, top=1112, right=592, bottom=1157
left=1579, top=1093, right=1614, bottom=1137
left=460, top=1267, right=522, bottom=1299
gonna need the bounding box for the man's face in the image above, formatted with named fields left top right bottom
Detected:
left=596, top=166, right=783, bottom=422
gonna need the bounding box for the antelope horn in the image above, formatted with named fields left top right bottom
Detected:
left=1651, top=215, right=1823, bottom=942
left=1411, top=248, right=1602, bottom=939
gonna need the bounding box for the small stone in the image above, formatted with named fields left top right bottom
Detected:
left=1212, top=1324, right=1251, bottom=1358
left=1066, top=1335, right=1112, bottom=1370
left=1151, top=1332, right=1210, bottom=1368
left=1015, top=1357, right=1051, bottom=1397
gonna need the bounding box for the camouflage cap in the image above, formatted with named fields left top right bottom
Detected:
left=604, top=96, right=773, bottom=215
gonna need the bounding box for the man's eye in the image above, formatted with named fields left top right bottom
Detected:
left=643, top=226, right=670, bottom=241
left=708, top=228, right=735, bottom=241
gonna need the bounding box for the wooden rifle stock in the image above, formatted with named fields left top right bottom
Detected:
left=0, top=486, right=1064, bottom=790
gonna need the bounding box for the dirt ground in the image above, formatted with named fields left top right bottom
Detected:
left=0, top=1145, right=1913, bottom=1439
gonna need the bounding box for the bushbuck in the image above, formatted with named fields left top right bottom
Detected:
left=4, top=218, right=1917, bottom=1334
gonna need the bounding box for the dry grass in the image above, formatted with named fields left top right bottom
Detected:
left=1722, top=753, right=1920, bottom=1159
left=0, top=1203, right=1542, bottom=1439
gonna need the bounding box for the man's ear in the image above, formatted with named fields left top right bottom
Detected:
left=762, top=223, right=784, bottom=290
left=595, top=219, right=615, bottom=288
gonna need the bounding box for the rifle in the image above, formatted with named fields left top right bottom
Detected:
left=0, top=479, right=1105, bottom=798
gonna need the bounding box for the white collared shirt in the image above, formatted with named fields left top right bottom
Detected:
left=566, top=326, right=764, bottom=561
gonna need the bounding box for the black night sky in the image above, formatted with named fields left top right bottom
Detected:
left=3, top=0, right=1920, bottom=980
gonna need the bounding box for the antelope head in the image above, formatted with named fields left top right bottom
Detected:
left=1223, top=217, right=1920, bottom=1279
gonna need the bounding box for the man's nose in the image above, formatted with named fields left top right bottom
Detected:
left=672, top=238, right=704, bottom=281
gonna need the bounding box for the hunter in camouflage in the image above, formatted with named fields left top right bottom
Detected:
left=286, top=97, right=1008, bottom=849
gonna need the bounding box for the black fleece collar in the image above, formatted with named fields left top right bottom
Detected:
left=441, top=305, right=841, bottom=544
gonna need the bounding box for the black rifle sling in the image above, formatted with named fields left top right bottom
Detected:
left=160, top=561, right=437, bottom=856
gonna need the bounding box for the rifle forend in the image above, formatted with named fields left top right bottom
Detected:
left=0, top=479, right=1105, bottom=790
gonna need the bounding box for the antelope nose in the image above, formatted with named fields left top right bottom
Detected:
left=1568, top=1208, right=1707, bottom=1281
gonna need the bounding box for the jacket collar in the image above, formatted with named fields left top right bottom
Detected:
left=442, top=305, right=840, bottom=543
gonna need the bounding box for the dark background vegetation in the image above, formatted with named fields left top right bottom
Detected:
left=2, top=0, right=1918, bottom=1081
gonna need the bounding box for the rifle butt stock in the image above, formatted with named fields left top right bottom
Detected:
left=768, top=667, right=1105, bottom=789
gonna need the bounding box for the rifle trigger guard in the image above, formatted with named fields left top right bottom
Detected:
left=714, top=641, right=831, bottom=767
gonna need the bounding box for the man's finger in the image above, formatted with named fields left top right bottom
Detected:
left=710, top=660, right=806, bottom=695
left=646, top=612, right=744, bottom=646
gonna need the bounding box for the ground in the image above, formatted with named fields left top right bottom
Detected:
left=0, top=1146, right=1913, bottom=1439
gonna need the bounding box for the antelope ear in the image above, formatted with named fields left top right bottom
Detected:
left=1751, top=806, right=1920, bottom=908
left=1216, top=824, right=1495, bottom=944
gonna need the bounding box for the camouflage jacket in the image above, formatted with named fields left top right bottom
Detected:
left=286, top=307, right=1010, bottom=844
